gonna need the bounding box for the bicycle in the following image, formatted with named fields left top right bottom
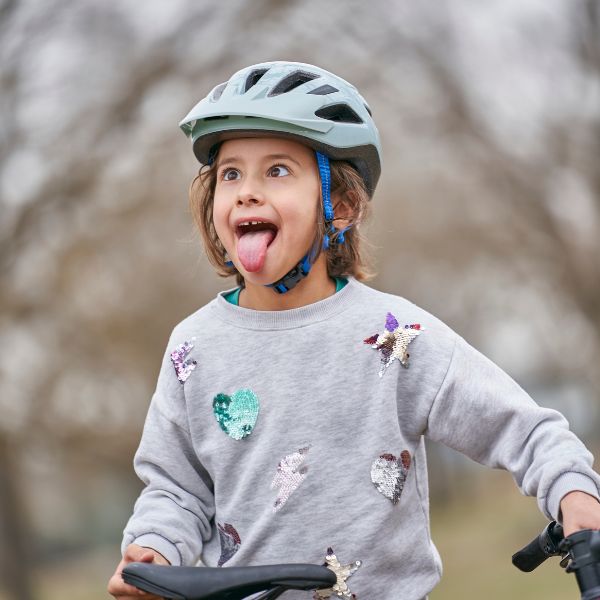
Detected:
left=122, top=561, right=335, bottom=600
left=512, top=522, right=600, bottom=600
left=122, top=523, right=600, bottom=600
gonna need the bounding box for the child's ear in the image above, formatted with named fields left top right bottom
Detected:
left=332, top=191, right=358, bottom=230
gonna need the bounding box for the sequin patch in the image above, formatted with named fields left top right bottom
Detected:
left=371, top=450, right=411, bottom=504
left=314, top=547, right=361, bottom=600
left=271, top=446, right=309, bottom=512
left=170, top=339, right=197, bottom=383
left=364, top=313, right=423, bottom=376
left=217, top=522, right=241, bottom=567
left=213, top=389, right=260, bottom=440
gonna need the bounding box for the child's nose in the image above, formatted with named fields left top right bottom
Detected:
left=236, top=186, right=265, bottom=207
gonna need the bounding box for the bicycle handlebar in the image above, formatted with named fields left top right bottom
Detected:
left=513, top=522, right=600, bottom=600
left=121, top=524, right=600, bottom=600
left=512, top=521, right=564, bottom=572
left=562, top=530, right=600, bottom=600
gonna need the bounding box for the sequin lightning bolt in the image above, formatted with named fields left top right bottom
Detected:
left=271, top=446, right=309, bottom=512
left=217, top=522, right=241, bottom=567
left=313, top=547, right=361, bottom=600
left=170, top=339, right=197, bottom=383
left=364, top=313, right=422, bottom=376
left=371, top=451, right=411, bottom=504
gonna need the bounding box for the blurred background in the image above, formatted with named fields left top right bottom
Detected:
left=1, top=0, right=599, bottom=598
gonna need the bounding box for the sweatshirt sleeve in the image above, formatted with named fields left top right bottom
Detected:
left=121, top=336, right=215, bottom=566
left=424, top=335, right=600, bottom=521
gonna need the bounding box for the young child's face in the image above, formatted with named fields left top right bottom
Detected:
left=213, top=137, right=321, bottom=287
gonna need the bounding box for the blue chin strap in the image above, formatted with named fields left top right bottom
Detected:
left=267, top=151, right=344, bottom=294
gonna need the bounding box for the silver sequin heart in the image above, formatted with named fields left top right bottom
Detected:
left=370, top=451, right=411, bottom=504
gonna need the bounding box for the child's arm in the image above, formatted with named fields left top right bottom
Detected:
left=121, top=392, right=215, bottom=566
left=561, top=491, right=600, bottom=536
left=108, top=544, right=169, bottom=599
left=120, top=333, right=215, bottom=567
left=425, top=335, right=600, bottom=526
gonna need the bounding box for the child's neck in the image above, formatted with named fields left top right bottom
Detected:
left=238, top=257, right=336, bottom=311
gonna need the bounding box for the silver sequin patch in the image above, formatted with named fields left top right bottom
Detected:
left=370, top=451, right=411, bottom=504
left=314, top=547, right=361, bottom=599
left=271, top=446, right=309, bottom=512
left=364, top=313, right=423, bottom=377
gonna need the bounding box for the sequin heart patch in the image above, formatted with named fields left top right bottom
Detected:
left=213, top=389, right=259, bottom=440
left=217, top=523, right=241, bottom=567
left=370, top=451, right=411, bottom=504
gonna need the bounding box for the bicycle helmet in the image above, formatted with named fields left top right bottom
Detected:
left=179, top=61, right=382, bottom=292
left=180, top=61, right=381, bottom=197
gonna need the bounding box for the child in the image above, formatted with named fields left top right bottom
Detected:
left=108, top=61, right=600, bottom=600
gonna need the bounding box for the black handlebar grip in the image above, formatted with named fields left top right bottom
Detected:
left=512, top=535, right=550, bottom=572
left=512, top=521, right=564, bottom=572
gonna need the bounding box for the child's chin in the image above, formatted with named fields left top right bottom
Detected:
left=242, top=266, right=288, bottom=288
left=240, top=270, right=274, bottom=287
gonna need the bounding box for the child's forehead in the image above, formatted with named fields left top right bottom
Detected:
left=218, top=137, right=314, bottom=162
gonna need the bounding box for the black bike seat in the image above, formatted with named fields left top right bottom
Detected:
left=122, top=562, right=336, bottom=600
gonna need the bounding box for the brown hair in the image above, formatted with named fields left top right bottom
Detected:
left=189, top=157, right=375, bottom=286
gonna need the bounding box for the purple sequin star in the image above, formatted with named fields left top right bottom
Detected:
left=364, top=313, right=423, bottom=376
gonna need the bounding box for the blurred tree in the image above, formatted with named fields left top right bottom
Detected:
left=0, top=1, right=599, bottom=597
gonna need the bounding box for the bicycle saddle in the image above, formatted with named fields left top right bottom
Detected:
left=122, top=562, right=337, bottom=600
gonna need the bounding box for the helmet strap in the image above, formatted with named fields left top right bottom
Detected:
left=267, top=251, right=314, bottom=294
left=265, top=150, right=355, bottom=294
left=316, top=152, right=338, bottom=250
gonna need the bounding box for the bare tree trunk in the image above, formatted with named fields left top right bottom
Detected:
left=0, top=435, right=34, bottom=600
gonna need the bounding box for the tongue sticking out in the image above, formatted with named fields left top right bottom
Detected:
left=237, top=230, right=276, bottom=272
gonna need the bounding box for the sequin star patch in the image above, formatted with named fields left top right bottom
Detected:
left=271, top=446, right=309, bottom=512
left=170, top=339, right=197, bottom=383
left=364, top=313, right=423, bottom=376
left=371, top=451, right=411, bottom=504
left=314, top=547, right=361, bottom=600
left=217, top=522, right=241, bottom=567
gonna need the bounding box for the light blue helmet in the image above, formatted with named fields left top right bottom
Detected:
left=179, top=61, right=382, bottom=197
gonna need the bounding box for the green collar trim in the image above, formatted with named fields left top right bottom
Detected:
left=223, top=277, right=348, bottom=306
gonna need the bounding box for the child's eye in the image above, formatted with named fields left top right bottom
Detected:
left=268, top=164, right=290, bottom=178
left=221, top=168, right=241, bottom=181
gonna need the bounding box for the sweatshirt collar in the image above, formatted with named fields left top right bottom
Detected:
left=210, top=277, right=360, bottom=330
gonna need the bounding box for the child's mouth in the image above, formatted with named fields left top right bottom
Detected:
left=236, top=221, right=278, bottom=272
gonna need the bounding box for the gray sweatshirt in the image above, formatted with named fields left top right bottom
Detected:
left=122, top=278, right=600, bottom=599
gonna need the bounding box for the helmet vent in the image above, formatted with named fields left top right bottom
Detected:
left=204, top=115, right=229, bottom=121
left=315, top=104, right=363, bottom=124
left=211, top=83, right=227, bottom=102
left=308, top=84, right=339, bottom=96
left=244, top=69, right=269, bottom=93
left=364, top=103, right=372, bottom=116
left=269, top=70, right=320, bottom=96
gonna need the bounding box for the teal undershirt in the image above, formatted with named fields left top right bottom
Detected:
left=223, top=277, right=348, bottom=306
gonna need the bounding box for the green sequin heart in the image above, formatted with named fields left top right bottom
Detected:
left=213, top=389, right=260, bottom=440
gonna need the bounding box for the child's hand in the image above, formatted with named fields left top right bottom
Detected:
left=560, top=491, right=600, bottom=537
left=107, top=544, right=170, bottom=599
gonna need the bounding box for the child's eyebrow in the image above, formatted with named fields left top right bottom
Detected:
left=216, top=156, right=241, bottom=169
left=263, top=154, right=302, bottom=168
left=216, top=154, right=302, bottom=169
